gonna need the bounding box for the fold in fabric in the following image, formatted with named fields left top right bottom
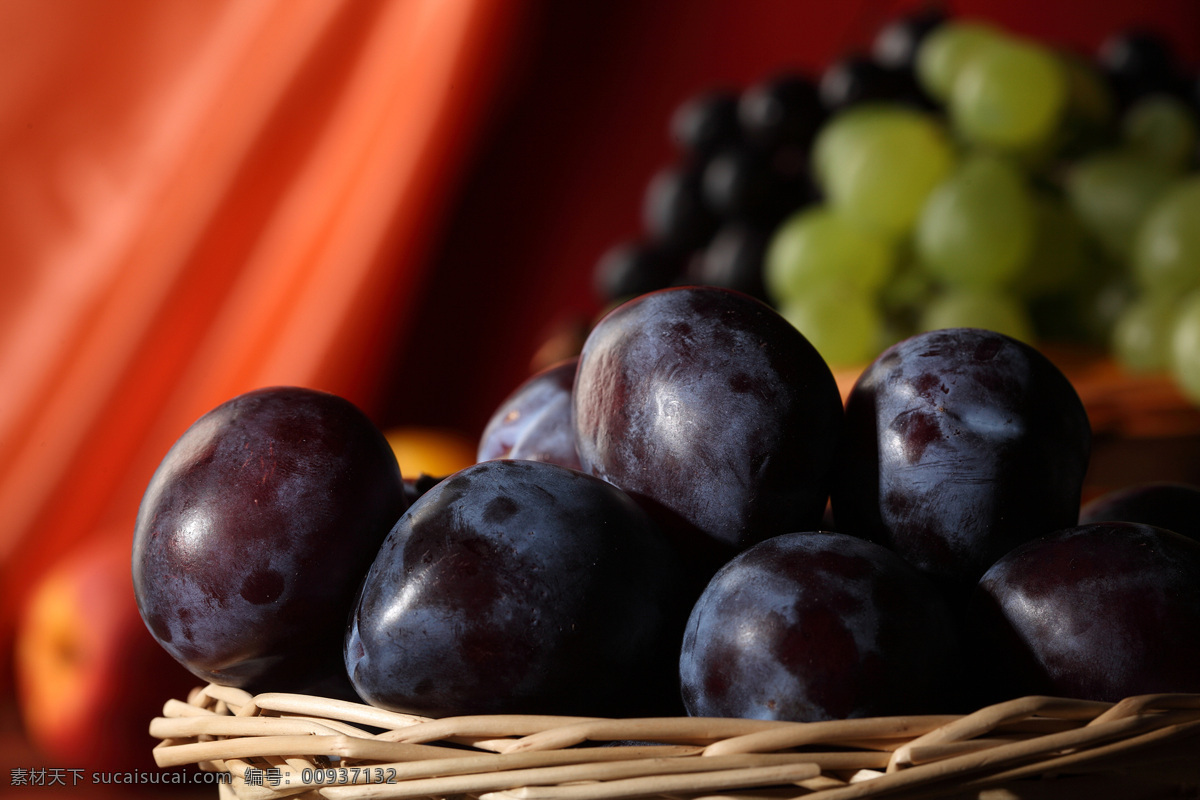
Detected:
left=0, top=0, right=527, bottom=655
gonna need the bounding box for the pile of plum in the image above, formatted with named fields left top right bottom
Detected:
left=133, top=286, right=1200, bottom=724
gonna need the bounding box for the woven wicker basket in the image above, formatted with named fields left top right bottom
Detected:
left=151, top=684, right=1200, bottom=800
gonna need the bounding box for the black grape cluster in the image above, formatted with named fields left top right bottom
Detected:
left=592, top=77, right=821, bottom=306
left=592, top=9, right=944, bottom=307
left=593, top=9, right=1200, bottom=398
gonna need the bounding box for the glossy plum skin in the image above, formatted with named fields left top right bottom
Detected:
left=970, top=522, right=1200, bottom=703
left=132, top=387, right=407, bottom=693
left=573, top=286, right=844, bottom=560
left=1078, top=482, right=1200, bottom=542
left=345, top=459, right=689, bottom=718
left=680, top=531, right=960, bottom=722
left=831, top=328, right=1091, bottom=591
left=477, top=357, right=582, bottom=471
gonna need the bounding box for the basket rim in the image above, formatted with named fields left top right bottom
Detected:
left=151, top=684, right=1200, bottom=800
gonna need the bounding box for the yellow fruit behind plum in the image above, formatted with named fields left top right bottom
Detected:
left=384, top=426, right=477, bottom=478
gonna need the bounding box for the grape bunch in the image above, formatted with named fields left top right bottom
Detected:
left=593, top=67, right=829, bottom=305
left=594, top=10, right=1200, bottom=404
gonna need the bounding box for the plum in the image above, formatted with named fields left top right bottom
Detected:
left=345, top=459, right=689, bottom=718
left=1078, top=481, right=1200, bottom=542
left=679, top=531, right=960, bottom=722
left=132, top=386, right=406, bottom=693
left=831, top=328, right=1091, bottom=592
left=477, top=357, right=582, bottom=471
left=970, top=522, right=1200, bottom=703
left=572, top=286, right=844, bottom=563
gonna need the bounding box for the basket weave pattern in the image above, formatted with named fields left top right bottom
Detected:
left=151, top=685, right=1200, bottom=800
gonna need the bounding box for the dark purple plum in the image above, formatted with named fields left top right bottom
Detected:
left=132, top=386, right=407, bottom=693
left=345, top=459, right=689, bottom=718
left=1078, top=482, right=1200, bottom=542
left=572, top=286, right=844, bottom=561
left=402, top=473, right=444, bottom=507
left=680, top=531, right=960, bottom=722
left=970, top=522, right=1200, bottom=703
left=831, top=328, right=1091, bottom=592
left=477, top=358, right=582, bottom=472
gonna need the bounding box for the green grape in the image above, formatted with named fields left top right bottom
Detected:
left=918, top=287, right=1036, bottom=343
left=915, top=19, right=1004, bottom=102
left=875, top=240, right=933, bottom=346
left=777, top=282, right=883, bottom=368
left=1015, top=191, right=1088, bottom=298
left=763, top=205, right=896, bottom=305
left=1122, top=94, right=1198, bottom=172
left=1064, top=149, right=1178, bottom=263
left=1171, top=290, right=1200, bottom=404
left=949, top=36, right=1068, bottom=151
left=811, top=103, right=892, bottom=190
left=915, top=153, right=1035, bottom=287
left=810, top=104, right=955, bottom=238
left=880, top=243, right=936, bottom=313
left=1132, top=175, right=1200, bottom=295
left=1112, top=291, right=1181, bottom=372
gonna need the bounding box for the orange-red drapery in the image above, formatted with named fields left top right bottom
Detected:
left=0, top=0, right=529, bottom=668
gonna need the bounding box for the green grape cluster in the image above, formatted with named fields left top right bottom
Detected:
left=762, top=17, right=1200, bottom=405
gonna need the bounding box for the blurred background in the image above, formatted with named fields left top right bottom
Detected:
left=2, top=0, right=1199, bottom=793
